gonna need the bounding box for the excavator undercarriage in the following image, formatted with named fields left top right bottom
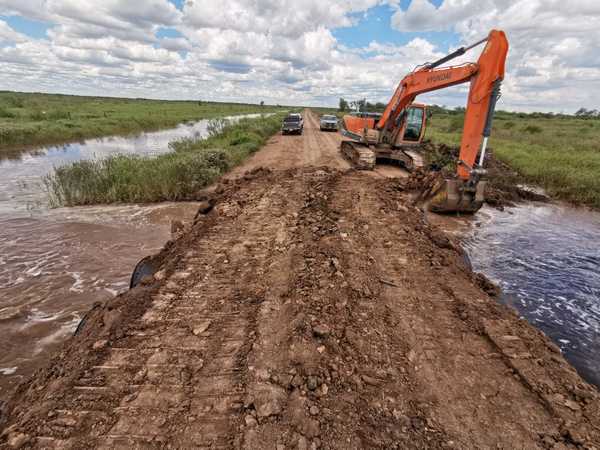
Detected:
left=341, top=141, right=376, bottom=170
left=341, top=141, right=423, bottom=172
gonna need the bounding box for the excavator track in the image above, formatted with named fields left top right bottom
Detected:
left=340, top=141, right=375, bottom=170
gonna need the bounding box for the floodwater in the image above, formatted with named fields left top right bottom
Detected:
left=461, top=203, right=600, bottom=388
left=0, top=115, right=261, bottom=400
left=0, top=114, right=264, bottom=216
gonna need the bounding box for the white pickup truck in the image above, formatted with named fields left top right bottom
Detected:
left=319, top=114, right=339, bottom=131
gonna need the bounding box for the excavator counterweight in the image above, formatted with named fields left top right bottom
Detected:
left=340, top=29, right=509, bottom=214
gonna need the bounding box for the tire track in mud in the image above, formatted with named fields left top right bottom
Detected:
left=302, top=113, right=325, bottom=167
left=303, top=112, right=348, bottom=170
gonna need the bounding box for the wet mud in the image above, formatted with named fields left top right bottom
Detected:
left=1, top=112, right=599, bottom=449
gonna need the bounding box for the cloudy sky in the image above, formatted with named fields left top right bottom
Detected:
left=0, top=0, right=597, bottom=112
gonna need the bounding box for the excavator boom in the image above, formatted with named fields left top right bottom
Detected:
left=341, top=29, right=509, bottom=213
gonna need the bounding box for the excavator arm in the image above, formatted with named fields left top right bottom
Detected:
left=368, top=29, right=508, bottom=178
left=341, top=29, right=509, bottom=213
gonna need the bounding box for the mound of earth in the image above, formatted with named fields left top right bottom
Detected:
left=419, top=141, right=549, bottom=210
left=1, top=167, right=598, bottom=450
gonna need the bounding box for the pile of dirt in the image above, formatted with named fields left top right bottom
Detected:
left=1, top=166, right=599, bottom=449
left=419, top=141, right=548, bottom=210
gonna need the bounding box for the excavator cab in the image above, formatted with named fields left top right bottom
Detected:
left=342, top=104, right=426, bottom=147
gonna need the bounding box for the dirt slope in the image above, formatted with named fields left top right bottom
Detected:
left=1, top=111, right=599, bottom=449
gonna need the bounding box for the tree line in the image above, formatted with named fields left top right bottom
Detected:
left=338, top=98, right=386, bottom=113
left=575, top=108, right=600, bottom=118
left=338, top=97, right=593, bottom=119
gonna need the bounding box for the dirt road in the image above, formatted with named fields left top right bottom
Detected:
left=226, top=112, right=403, bottom=178
left=1, top=111, right=599, bottom=449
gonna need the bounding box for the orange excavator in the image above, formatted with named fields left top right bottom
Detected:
left=341, top=29, right=509, bottom=213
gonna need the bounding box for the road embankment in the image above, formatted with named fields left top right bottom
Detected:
left=1, top=111, right=598, bottom=449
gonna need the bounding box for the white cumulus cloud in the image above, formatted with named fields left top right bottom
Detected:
left=391, top=0, right=600, bottom=112
left=0, top=0, right=598, bottom=112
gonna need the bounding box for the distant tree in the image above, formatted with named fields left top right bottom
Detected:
left=339, top=98, right=349, bottom=112
left=260, top=100, right=265, bottom=107
left=359, top=98, right=367, bottom=112
left=350, top=98, right=367, bottom=112
left=573, top=107, right=600, bottom=118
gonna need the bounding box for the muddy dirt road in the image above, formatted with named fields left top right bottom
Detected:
left=225, top=111, right=403, bottom=179
left=1, top=111, right=599, bottom=449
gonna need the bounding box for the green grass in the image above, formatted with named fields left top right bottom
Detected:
left=0, top=91, right=284, bottom=156
left=45, top=113, right=285, bottom=206
left=426, top=112, right=600, bottom=208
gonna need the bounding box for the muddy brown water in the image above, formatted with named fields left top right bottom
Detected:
left=0, top=115, right=263, bottom=400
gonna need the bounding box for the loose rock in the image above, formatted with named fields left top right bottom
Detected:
left=254, top=385, right=287, bottom=417
left=312, top=324, right=331, bottom=338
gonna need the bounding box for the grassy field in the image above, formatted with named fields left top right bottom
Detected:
left=0, top=91, right=283, bottom=157
left=423, top=111, right=600, bottom=208
left=45, top=113, right=285, bottom=206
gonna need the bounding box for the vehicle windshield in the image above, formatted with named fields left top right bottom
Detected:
left=322, top=115, right=337, bottom=120
left=284, top=116, right=300, bottom=122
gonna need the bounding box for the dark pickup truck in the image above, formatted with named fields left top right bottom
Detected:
left=282, top=114, right=303, bottom=135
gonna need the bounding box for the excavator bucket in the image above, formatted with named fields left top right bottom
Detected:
left=420, top=174, right=486, bottom=214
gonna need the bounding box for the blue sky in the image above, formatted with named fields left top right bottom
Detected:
left=0, top=14, right=52, bottom=39
left=332, top=2, right=459, bottom=52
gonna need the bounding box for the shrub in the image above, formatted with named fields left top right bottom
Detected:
left=206, top=118, right=230, bottom=138
left=0, top=107, right=16, bottom=119
left=523, top=125, right=542, bottom=134
left=2, top=95, right=25, bottom=108
left=46, top=110, right=71, bottom=120
left=46, top=113, right=284, bottom=206
left=29, top=110, right=46, bottom=121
